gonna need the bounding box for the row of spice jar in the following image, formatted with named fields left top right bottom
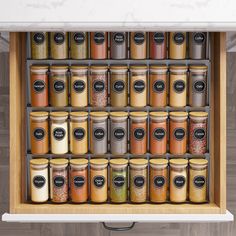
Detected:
left=31, top=32, right=207, bottom=60
left=30, top=111, right=208, bottom=156
left=30, top=64, right=208, bottom=108
left=30, top=158, right=208, bottom=204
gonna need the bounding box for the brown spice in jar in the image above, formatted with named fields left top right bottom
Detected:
left=149, top=32, right=167, bottom=59
left=70, top=32, right=88, bottom=59
left=90, top=32, right=108, bottom=59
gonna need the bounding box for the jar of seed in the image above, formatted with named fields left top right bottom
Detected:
left=50, top=32, right=68, bottom=59
left=70, top=32, right=88, bottom=59
left=31, top=32, right=48, bottom=59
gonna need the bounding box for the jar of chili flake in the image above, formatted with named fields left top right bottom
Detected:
left=189, top=112, right=208, bottom=154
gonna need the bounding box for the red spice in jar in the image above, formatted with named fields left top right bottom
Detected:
left=189, top=112, right=208, bottom=154
left=149, top=32, right=167, bottom=59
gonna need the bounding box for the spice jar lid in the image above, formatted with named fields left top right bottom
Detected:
left=150, top=65, right=168, bottom=73
left=169, top=65, right=188, bottom=73
left=189, top=159, right=208, bottom=168
left=189, top=112, right=208, bottom=117
left=150, top=158, right=168, bottom=165
left=189, top=65, right=208, bottom=72
left=70, top=158, right=88, bottom=168
left=70, top=65, right=88, bottom=72
left=130, top=65, right=148, bottom=72
left=90, top=158, right=108, bottom=169
left=30, top=112, right=48, bottom=121
left=90, top=65, right=108, bottom=72
left=150, top=112, right=168, bottom=121
left=30, top=65, right=49, bottom=72
left=90, top=112, right=108, bottom=121
left=169, top=159, right=188, bottom=168
left=50, top=112, right=68, bottom=121
left=170, top=112, right=188, bottom=121
left=110, top=112, right=128, bottom=120
left=129, top=159, right=148, bottom=169
left=110, top=65, right=128, bottom=72
left=110, top=159, right=128, bottom=169
left=50, top=65, right=69, bottom=72
left=70, top=112, right=88, bottom=121
left=130, top=112, right=148, bottom=121
left=50, top=158, right=69, bottom=166
left=30, top=158, right=48, bottom=166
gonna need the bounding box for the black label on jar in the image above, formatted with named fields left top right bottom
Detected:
left=113, top=175, right=125, bottom=188
left=194, top=32, right=205, bottom=44
left=93, top=175, right=105, bottom=188
left=194, top=128, right=206, bottom=140
left=53, top=32, right=65, bottom=45
left=173, top=175, right=186, bottom=188
left=33, top=128, right=45, bottom=141
left=133, top=80, right=145, bottom=93
left=73, top=32, right=85, bottom=45
left=153, top=80, right=165, bottom=93
left=153, top=128, right=166, bottom=141
left=133, top=32, right=145, bottom=45
left=53, top=80, right=65, bottom=93
left=133, top=175, right=145, bottom=188
left=53, top=176, right=65, bottom=188
left=73, top=80, right=85, bottom=93
left=113, top=80, right=125, bottom=93
left=33, top=32, right=45, bottom=45
left=193, top=80, right=206, bottom=93
left=173, top=80, right=185, bottom=93
left=174, top=128, right=186, bottom=141
left=153, top=32, right=165, bottom=44
left=94, top=32, right=105, bottom=44
left=113, top=128, right=125, bottom=140
left=33, top=80, right=46, bottom=93
left=73, top=176, right=85, bottom=188
left=113, top=32, right=125, bottom=44
left=153, top=176, right=165, bottom=188
left=53, top=128, right=66, bottom=141
left=173, top=32, right=185, bottom=45
left=73, top=128, right=85, bottom=141
left=33, top=175, right=46, bottom=188
left=93, top=80, right=105, bottom=93
left=193, top=175, right=206, bottom=188
left=133, top=128, right=145, bottom=140
left=93, top=128, right=105, bottom=140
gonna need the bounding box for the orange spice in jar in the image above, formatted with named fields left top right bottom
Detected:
left=90, top=159, right=108, bottom=203
left=169, top=159, right=188, bottom=203
left=129, top=159, right=148, bottom=203
left=169, top=32, right=187, bottom=59
left=30, top=65, right=49, bottom=107
left=169, top=112, right=188, bottom=155
left=130, top=112, right=148, bottom=155
left=69, top=159, right=88, bottom=203
left=149, top=112, right=168, bottom=155
left=149, top=65, right=168, bottom=107
left=130, top=32, right=147, bottom=59
left=90, top=32, right=108, bottom=59
left=30, top=112, right=49, bottom=155
left=149, top=158, right=168, bottom=203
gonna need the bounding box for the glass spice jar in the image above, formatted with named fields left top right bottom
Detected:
left=70, top=32, right=88, bottom=59
left=70, top=112, right=88, bottom=155
left=110, top=32, right=127, bottom=59
left=30, top=65, right=49, bottom=107
left=189, top=159, right=208, bottom=203
left=169, top=112, right=188, bottom=155
left=169, top=159, right=188, bottom=203
left=189, top=32, right=207, bottom=59
left=149, top=65, right=168, bottom=107
left=50, top=65, right=69, bottom=107
left=169, top=32, right=187, bottom=59
left=129, top=159, right=148, bottom=203
left=30, top=158, right=49, bottom=203
left=149, top=158, right=168, bottom=203
left=110, top=159, right=128, bottom=203
left=50, top=112, right=68, bottom=155
left=149, top=112, right=168, bottom=155
left=31, top=32, right=48, bottom=59
left=189, top=112, right=208, bottom=154
left=89, top=112, right=108, bottom=155
left=50, top=158, right=69, bottom=203
left=50, top=32, right=68, bottom=59
left=130, top=65, right=148, bottom=107
left=70, top=65, right=88, bottom=107
left=90, top=32, right=108, bottom=59
left=90, top=65, right=108, bottom=107
left=130, top=32, right=147, bottom=59
left=189, top=65, right=208, bottom=107
left=90, top=159, right=108, bottom=203
left=130, top=112, right=148, bottom=155
left=110, top=65, right=128, bottom=107
left=149, top=32, right=167, bottom=59
left=69, top=159, right=88, bottom=203
left=30, top=112, right=49, bottom=155
left=110, top=112, right=128, bottom=155
left=169, top=65, right=188, bottom=107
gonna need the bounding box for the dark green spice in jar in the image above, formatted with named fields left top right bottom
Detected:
left=70, top=32, right=88, bottom=59
left=50, top=32, right=68, bottom=59
left=31, top=32, right=48, bottom=59
left=110, top=159, right=128, bottom=203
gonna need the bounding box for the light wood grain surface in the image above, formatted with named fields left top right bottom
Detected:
left=0, top=35, right=235, bottom=235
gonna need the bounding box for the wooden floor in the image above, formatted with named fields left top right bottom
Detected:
left=0, top=37, right=235, bottom=236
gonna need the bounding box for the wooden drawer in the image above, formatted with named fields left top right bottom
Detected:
left=9, top=32, right=226, bottom=215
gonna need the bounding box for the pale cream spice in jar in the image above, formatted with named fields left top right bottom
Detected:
left=50, top=112, right=68, bottom=154
left=30, top=158, right=49, bottom=203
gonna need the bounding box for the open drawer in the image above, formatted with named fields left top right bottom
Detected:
left=2, top=32, right=233, bottom=222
